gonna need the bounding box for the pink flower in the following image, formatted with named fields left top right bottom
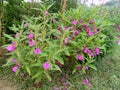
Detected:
left=45, top=11, right=49, bottom=16
left=24, top=22, right=28, bottom=27
left=74, top=30, right=79, bottom=35
left=77, top=54, right=84, bottom=61
left=80, top=20, right=83, bottom=23
left=94, top=47, right=99, bottom=55
left=89, top=19, right=94, bottom=24
left=117, top=36, right=120, bottom=38
left=85, top=28, right=90, bottom=33
left=12, top=66, right=18, bottom=73
left=11, top=59, right=16, bottom=63
left=83, top=78, right=89, bottom=85
left=70, top=35, right=74, bottom=39
left=72, top=20, right=77, bottom=25
left=28, top=33, right=34, bottom=39
left=43, top=62, right=50, bottom=70
left=14, top=32, right=18, bottom=38
left=88, top=50, right=94, bottom=57
left=28, top=40, right=35, bottom=46
left=12, top=42, right=16, bottom=46
left=92, top=26, right=96, bottom=30
left=84, top=46, right=89, bottom=53
left=34, top=48, right=41, bottom=54
left=53, top=19, right=56, bottom=23
left=70, top=26, right=74, bottom=31
left=93, top=30, right=98, bottom=34
left=77, top=66, right=82, bottom=70
left=85, top=66, right=89, bottom=70
left=84, top=24, right=88, bottom=28
left=7, top=45, right=15, bottom=51
left=56, top=61, right=63, bottom=67
left=117, top=41, right=120, bottom=45
left=65, top=38, right=69, bottom=44
left=88, top=31, right=93, bottom=36
left=118, top=26, right=120, bottom=31
left=57, top=26, right=62, bottom=32
left=64, top=26, right=68, bottom=30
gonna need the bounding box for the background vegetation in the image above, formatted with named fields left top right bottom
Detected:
left=0, top=0, right=120, bottom=89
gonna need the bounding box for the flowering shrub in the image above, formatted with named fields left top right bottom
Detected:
left=3, top=5, right=116, bottom=83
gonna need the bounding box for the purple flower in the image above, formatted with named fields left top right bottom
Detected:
left=34, top=48, right=41, bottom=54
left=88, top=50, right=94, bottom=57
left=85, top=66, right=89, bottom=70
left=83, top=78, right=89, bottom=85
left=92, top=26, right=96, bottom=30
left=11, top=59, right=16, bottom=63
left=88, top=31, right=93, bottom=36
left=89, top=19, right=94, bottom=24
left=43, top=62, right=50, bottom=70
left=24, top=22, right=28, bottom=27
left=12, top=66, right=18, bottom=73
left=118, top=26, right=120, bottom=31
left=70, top=26, right=74, bottom=31
left=28, top=40, right=35, bottom=46
left=55, top=61, right=63, bottom=67
left=93, top=30, right=98, bottom=34
left=57, top=26, right=62, bottom=32
left=64, top=26, right=68, bottom=30
left=77, top=66, right=82, bottom=70
left=117, top=36, right=120, bottom=38
left=84, top=46, right=89, bottom=53
left=14, top=32, right=18, bottom=38
left=7, top=45, right=15, bottom=51
left=94, top=47, right=100, bottom=55
left=72, top=20, right=77, bottom=25
left=85, top=28, right=90, bottom=33
left=28, top=33, right=34, bottom=39
left=117, top=41, right=120, bottom=45
left=84, top=24, right=88, bottom=28
left=77, top=54, right=84, bottom=61
left=74, top=30, right=79, bottom=35
left=53, top=19, right=56, bottom=23
left=12, top=42, right=16, bottom=46
left=65, top=38, right=69, bottom=44
left=70, top=35, right=74, bottom=39
left=80, top=20, right=83, bottom=23
left=45, top=11, right=49, bottom=16
left=61, top=78, right=66, bottom=81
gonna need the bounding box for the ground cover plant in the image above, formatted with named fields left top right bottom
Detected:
left=1, top=1, right=120, bottom=90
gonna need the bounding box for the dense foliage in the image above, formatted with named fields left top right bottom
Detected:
left=3, top=3, right=119, bottom=84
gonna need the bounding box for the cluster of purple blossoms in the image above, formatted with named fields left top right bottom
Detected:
left=84, top=46, right=100, bottom=56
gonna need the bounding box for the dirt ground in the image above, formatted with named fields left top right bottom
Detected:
left=0, top=47, right=17, bottom=90
left=0, top=80, right=17, bottom=90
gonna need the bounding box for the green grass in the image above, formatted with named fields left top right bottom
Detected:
left=0, top=50, right=120, bottom=90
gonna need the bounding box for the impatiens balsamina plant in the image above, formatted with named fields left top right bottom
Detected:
left=3, top=4, right=108, bottom=83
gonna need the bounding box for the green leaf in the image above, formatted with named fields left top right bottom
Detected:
left=3, top=33, right=15, bottom=40
left=88, top=64, right=97, bottom=71
left=44, top=71, right=52, bottom=81
left=72, top=69, right=77, bottom=74
left=50, top=65, right=62, bottom=72
left=25, top=65, right=31, bottom=75
left=32, top=72, right=42, bottom=79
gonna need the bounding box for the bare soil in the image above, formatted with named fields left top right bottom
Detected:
left=0, top=47, right=17, bottom=90
left=0, top=80, right=17, bottom=90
